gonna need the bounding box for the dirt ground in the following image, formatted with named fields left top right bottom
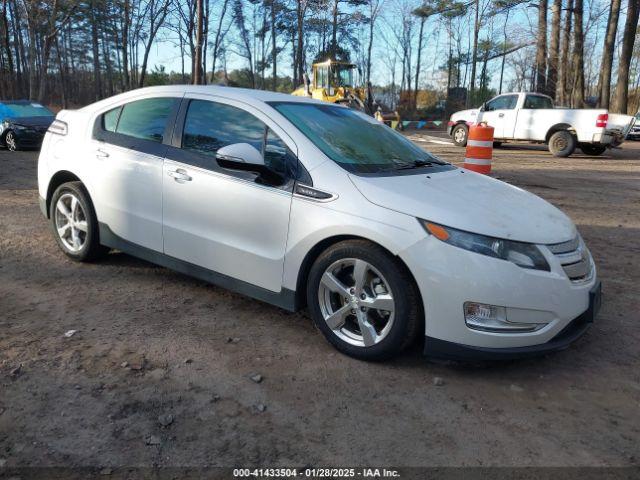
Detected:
left=0, top=133, right=639, bottom=474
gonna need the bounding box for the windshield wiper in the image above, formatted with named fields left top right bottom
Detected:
left=393, top=159, right=437, bottom=170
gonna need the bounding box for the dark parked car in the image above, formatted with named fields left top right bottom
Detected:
left=626, top=113, right=640, bottom=140
left=0, top=100, right=55, bottom=151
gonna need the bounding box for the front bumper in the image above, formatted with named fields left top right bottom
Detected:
left=399, top=235, right=600, bottom=358
left=14, top=130, right=46, bottom=148
left=424, top=280, right=601, bottom=360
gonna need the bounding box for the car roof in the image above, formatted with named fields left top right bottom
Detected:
left=0, top=100, right=37, bottom=105
left=79, top=85, right=326, bottom=112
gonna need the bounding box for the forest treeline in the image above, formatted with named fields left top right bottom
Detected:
left=0, top=0, right=639, bottom=114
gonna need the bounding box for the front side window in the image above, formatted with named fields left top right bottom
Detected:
left=523, top=95, right=553, bottom=109
left=182, top=100, right=265, bottom=157
left=115, top=97, right=175, bottom=142
left=270, top=102, right=451, bottom=174
left=485, top=95, right=518, bottom=111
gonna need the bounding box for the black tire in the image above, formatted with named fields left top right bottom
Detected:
left=306, top=240, right=422, bottom=361
left=579, top=144, right=607, bottom=156
left=493, top=141, right=503, bottom=148
left=49, top=181, right=109, bottom=262
left=4, top=131, right=18, bottom=151
left=548, top=130, right=576, bottom=157
left=451, top=124, right=468, bottom=147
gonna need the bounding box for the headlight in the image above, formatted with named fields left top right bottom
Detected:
left=419, top=220, right=550, bottom=271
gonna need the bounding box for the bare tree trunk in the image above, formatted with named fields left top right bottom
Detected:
left=468, top=0, right=479, bottom=106
left=90, top=0, right=101, bottom=100
left=611, top=0, right=640, bottom=113
left=122, top=0, right=130, bottom=89
left=413, top=16, right=425, bottom=111
left=270, top=0, right=277, bottom=90
left=597, top=0, right=621, bottom=108
left=296, top=0, right=304, bottom=84
left=557, top=0, right=572, bottom=104
left=535, top=0, right=547, bottom=92
left=193, top=0, right=204, bottom=84
left=570, top=0, right=584, bottom=108
left=547, top=0, right=561, bottom=98
left=499, top=9, right=509, bottom=94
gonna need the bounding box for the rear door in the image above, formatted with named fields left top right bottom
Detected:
left=478, top=94, right=518, bottom=139
left=161, top=95, right=298, bottom=292
left=90, top=96, right=181, bottom=252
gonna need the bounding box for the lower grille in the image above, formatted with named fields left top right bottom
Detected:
left=547, top=236, right=593, bottom=283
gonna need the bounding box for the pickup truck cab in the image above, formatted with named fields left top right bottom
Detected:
left=448, top=92, right=635, bottom=157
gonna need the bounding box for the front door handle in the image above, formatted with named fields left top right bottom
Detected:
left=498, top=113, right=505, bottom=118
left=167, top=168, right=192, bottom=182
left=95, top=149, right=110, bottom=159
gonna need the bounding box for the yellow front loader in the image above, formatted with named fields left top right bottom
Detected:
left=292, top=59, right=401, bottom=127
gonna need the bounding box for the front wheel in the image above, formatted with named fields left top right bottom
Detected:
left=50, top=181, right=109, bottom=262
left=306, top=240, right=421, bottom=361
left=4, top=131, right=18, bottom=151
left=579, top=144, right=607, bottom=156
left=548, top=130, right=577, bottom=157
left=451, top=124, right=468, bottom=147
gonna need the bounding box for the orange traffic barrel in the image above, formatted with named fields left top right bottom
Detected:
left=464, top=123, right=494, bottom=174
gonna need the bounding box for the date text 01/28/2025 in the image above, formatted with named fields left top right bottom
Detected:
left=232, top=468, right=401, bottom=478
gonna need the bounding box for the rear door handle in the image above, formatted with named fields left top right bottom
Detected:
left=498, top=113, right=505, bottom=118
left=167, top=168, right=192, bottom=182
left=95, top=149, right=110, bottom=159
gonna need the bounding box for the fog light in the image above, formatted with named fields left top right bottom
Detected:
left=464, top=302, right=544, bottom=333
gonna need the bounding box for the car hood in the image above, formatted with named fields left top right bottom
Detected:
left=349, top=169, right=576, bottom=244
left=450, top=108, right=479, bottom=122
left=5, top=116, right=54, bottom=127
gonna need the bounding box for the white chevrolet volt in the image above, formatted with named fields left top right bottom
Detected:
left=37, top=86, right=601, bottom=360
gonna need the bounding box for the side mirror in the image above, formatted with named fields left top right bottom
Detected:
left=216, top=143, right=283, bottom=184
left=479, top=102, right=486, bottom=112
left=216, top=143, right=265, bottom=170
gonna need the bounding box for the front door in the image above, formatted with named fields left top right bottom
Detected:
left=162, top=96, right=297, bottom=292
left=477, top=94, right=518, bottom=139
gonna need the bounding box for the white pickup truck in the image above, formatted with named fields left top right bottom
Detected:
left=447, top=92, right=635, bottom=157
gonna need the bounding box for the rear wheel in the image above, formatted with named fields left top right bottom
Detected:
left=548, top=130, right=576, bottom=157
left=451, top=124, right=468, bottom=147
left=50, top=181, right=108, bottom=262
left=579, top=144, right=607, bottom=156
left=493, top=141, right=503, bottom=148
left=307, top=240, right=421, bottom=361
left=4, top=131, right=18, bottom=151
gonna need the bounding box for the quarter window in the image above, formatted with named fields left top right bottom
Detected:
left=114, top=97, right=175, bottom=142
left=103, top=106, right=121, bottom=132
left=182, top=100, right=265, bottom=157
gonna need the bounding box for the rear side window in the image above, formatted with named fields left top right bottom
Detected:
left=182, top=100, right=265, bottom=156
left=115, top=98, right=175, bottom=142
left=523, top=95, right=553, bottom=109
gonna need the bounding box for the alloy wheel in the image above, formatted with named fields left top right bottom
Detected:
left=318, top=258, right=395, bottom=347
left=5, top=132, right=16, bottom=151
left=454, top=127, right=466, bottom=144
left=54, top=193, right=88, bottom=252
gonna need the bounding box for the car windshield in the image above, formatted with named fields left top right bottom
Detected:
left=269, top=102, right=449, bottom=174
left=5, top=103, right=53, bottom=118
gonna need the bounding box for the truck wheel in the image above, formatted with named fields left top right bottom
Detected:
left=548, top=130, right=576, bottom=157
left=493, top=141, right=502, bottom=148
left=579, top=144, right=606, bottom=156
left=451, top=124, right=468, bottom=147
